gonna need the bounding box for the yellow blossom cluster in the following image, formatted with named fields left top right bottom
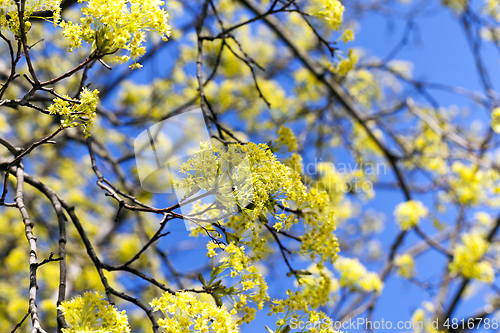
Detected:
left=269, top=290, right=339, bottom=333
left=486, top=0, right=500, bottom=21
left=243, top=142, right=308, bottom=217
left=294, top=67, right=325, bottom=103
left=219, top=243, right=251, bottom=277
left=492, top=107, right=500, bottom=133
left=58, top=291, right=131, bottom=333
left=150, top=292, right=238, bottom=333
left=449, top=233, right=494, bottom=283
left=475, top=211, right=493, bottom=227
left=449, top=162, right=499, bottom=206
left=275, top=125, right=298, bottom=153
left=48, top=88, right=99, bottom=137
left=300, top=208, right=339, bottom=264
left=394, top=254, right=416, bottom=279
left=351, top=121, right=384, bottom=156
left=394, top=200, right=428, bottom=230
left=412, top=122, right=449, bottom=175
left=0, top=0, right=62, bottom=33
left=333, top=48, right=358, bottom=76
left=6, top=0, right=500, bottom=332
left=0, top=0, right=61, bottom=13
left=342, top=29, right=355, bottom=43
left=312, top=162, right=354, bottom=220
left=347, top=70, right=383, bottom=108
left=205, top=241, right=269, bottom=324
left=207, top=241, right=219, bottom=258
left=183, top=141, right=340, bottom=264
left=317, top=0, right=344, bottom=30
left=272, top=213, right=297, bottom=232
left=59, top=0, right=171, bottom=68
left=295, top=264, right=339, bottom=309
left=410, top=306, right=442, bottom=333
left=333, top=257, right=383, bottom=293
left=178, top=142, right=307, bottom=220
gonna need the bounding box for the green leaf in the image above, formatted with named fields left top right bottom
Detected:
left=280, top=325, right=291, bottom=333
left=90, top=40, right=97, bottom=57
left=212, top=285, right=226, bottom=293
left=222, top=286, right=237, bottom=295
left=265, top=199, right=277, bottom=212
left=225, top=231, right=240, bottom=244
left=198, top=273, right=206, bottom=287
left=258, top=213, right=269, bottom=224
left=212, top=294, right=223, bottom=307
left=245, top=200, right=256, bottom=210
left=210, top=266, right=224, bottom=281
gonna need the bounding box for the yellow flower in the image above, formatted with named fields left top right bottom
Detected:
left=333, top=48, right=358, bottom=76
left=295, top=264, right=338, bottom=308
left=59, top=0, right=171, bottom=68
left=150, top=292, right=238, bottom=333
left=275, top=125, right=298, bottom=152
left=449, top=233, right=494, bottom=283
left=342, top=29, right=355, bottom=43
left=475, top=211, right=492, bottom=227
left=394, top=200, right=428, bottom=230
left=334, top=256, right=383, bottom=293
left=449, top=162, right=496, bottom=206
left=394, top=254, right=416, bottom=279
left=58, top=291, right=131, bottom=333
left=48, top=88, right=99, bottom=137
left=207, top=241, right=220, bottom=257
left=317, top=0, right=344, bottom=30
left=411, top=308, right=425, bottom=333
left=492, top=107, right=500, bottom=133
left=0, top=0, right=62, bottom=33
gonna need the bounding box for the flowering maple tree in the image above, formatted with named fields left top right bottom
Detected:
left=1, top=0, right=500, bottom=333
